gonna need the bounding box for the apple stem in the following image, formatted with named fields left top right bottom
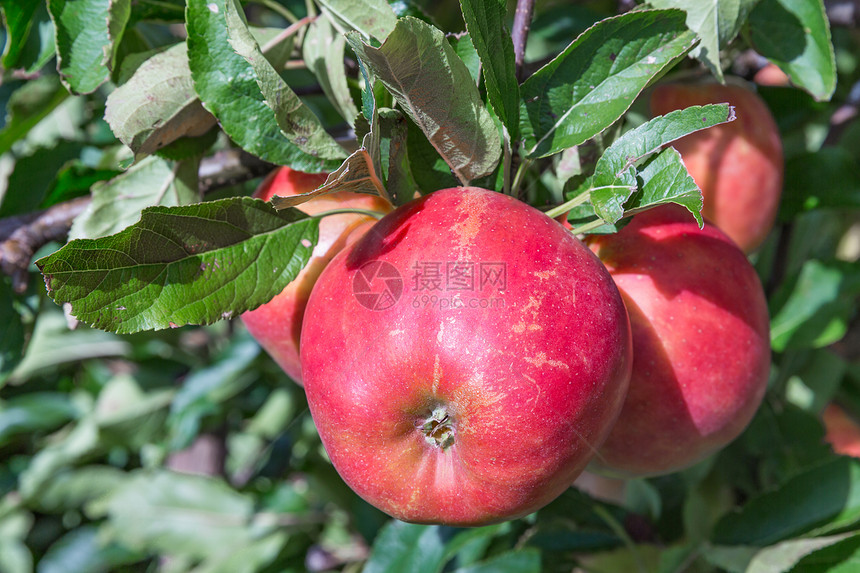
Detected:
left=544, top=189, right=592, bottom=220
left=312, top=208, right=386, bottom=220
left=421, top=406, right=455, bottom=450
left=570, top=218, right=607, bottom=235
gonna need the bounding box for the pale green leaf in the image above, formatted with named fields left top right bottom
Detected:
left=303, top=16, right=359, bottom=127
left=316, top=0, right=397, bottom=41
left=69, top=156, right=200, bottom=240
left=105, top=43, right=216, bottom=160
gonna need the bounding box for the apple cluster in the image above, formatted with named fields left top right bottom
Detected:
left=241, top=81, right=777, bottom=525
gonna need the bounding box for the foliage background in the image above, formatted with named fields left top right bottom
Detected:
left=1, top=0, right=860, bottom=571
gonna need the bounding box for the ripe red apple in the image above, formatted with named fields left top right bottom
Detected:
left=587, top=205, right=771, bottom=476
left=823, top=404, right=860, bottom=458
left=650, top=82, right=784, bottom=252
left=240, top=167, right=392, bottom=384
left=300, top=187, right=632, bottom=525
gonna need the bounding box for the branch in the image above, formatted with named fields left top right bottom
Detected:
left=512, top=0, right=536, bottom=81
left=0, top=149, right=277, bottom=292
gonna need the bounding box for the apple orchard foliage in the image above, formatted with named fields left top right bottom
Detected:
left=0, top=0, right=859, bottom=571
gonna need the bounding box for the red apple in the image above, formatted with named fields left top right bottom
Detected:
left=823, top=404, right=860, bottom=458
left=587, top=205, right=771, bottom=477
left=240, top=167, right=392, bottom=384
left=650, top=82, right=783, bottom=252
left=754, top=63, right=791, bottom=87
left=300, top=187, right=632, bottom=525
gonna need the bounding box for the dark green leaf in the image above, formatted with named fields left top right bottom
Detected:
left=770, top=260, right=860, bottom=351
left=379, top=108, right=417, bottom=206
left=1, top=1, right=39, bottom=69
left=37, top=197, right=320, bottom=334
left=186, top=0, right=340, bottom=172
left=650, top=0, right=758, bottom=81
left=40, top=162, right=122, bottom=209
left=519, top=9, right=697, bottom=158
left=49, top=0, right=131, bottom=94
left=779, top=148, right=860, bottom=220
left=316, top=0, right=397, bottom=42
left=347, top=17, right=502, bottom=184
left=454, top=549, right=540, bottom=573
left=626, top=147, right=703, bottom=222
left=224, top=0, right=346, bottom=162
left=459, top=0, right=519, bottom=139
left=0, top=277, right=36, bottom=385
left=69, top=156, right=200, bottom=240
left=0, top=140, right=83, bottom=217
left=406, top=118, right=459, bottom=192
left=712, top=457, right=860, bottom=546
left=748, top=0, right=836, bottom=101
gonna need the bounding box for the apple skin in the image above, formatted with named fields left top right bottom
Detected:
left=240, top=167, right=392, bottom=384
left=587, top=205, right=771, bottom=477
left=300, top=187, right=632, bottom=526
left=650, top=82, right=783, bottom=252
left=823, top=404, right=860, bottom=458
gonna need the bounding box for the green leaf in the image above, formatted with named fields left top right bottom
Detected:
left=69, top=156, right=200, bottom=240
left=224, top=0, right=346, bottom=162
left=363, top=522, right=450, bottom=573
left=379, top=108, right=417, bottom=205
left=779, top=148, right=860, bottom=220
left=39, top=526, right=142, bottom=573
left=0, top=393, right=82, bottom=447
left=628, top=147, right=704, bottom=222
left=99, top=470, right=259, bottom=559
left=128, top=0, right=186, bottom=23
left=448, top=33, right=481, bottom=85
left=770, top=260, right=860, bottom=351
left=519, top=9, right=698, bottom=158
left=316, top=0, right=397, bottom=41
left=744, top=533, right=860, bottom=573
left=748, top=0, right=836, bottom=101
left=712, top=457, right=860, bottom=546
left=0, top=75, right=68, bottom=157
left=186, top=0, right=340, bottom=172
left=49, top=0, right=131, bottom=94
left=34, top=466, right=127, bottom=514
left=459, top=0, right=520, bottom=139
left=0, top=277, right=36, bottom=385
left=591, top=103, right=733, bottom=224
left=787, top=535, right=860, bottom=572
left=168, top=335, right=260, bottom=450
left=1, top=1, right=39, bottom=69
left=105, top=42, right=217, bottom=160
left=19, top=418, right=101, bottom=501
left=347, top=17, right=502, bottom=184
left=406, top=118, right=459, bottom=192
left=454, top=549, right=541, bottom=573
left=37, top=197, right=320, bottom=334
left=303, top=15, right=360, bottom=127
left=0, top=140, right=83, bottom=217
left=649, top=0, right=758, bottom=82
